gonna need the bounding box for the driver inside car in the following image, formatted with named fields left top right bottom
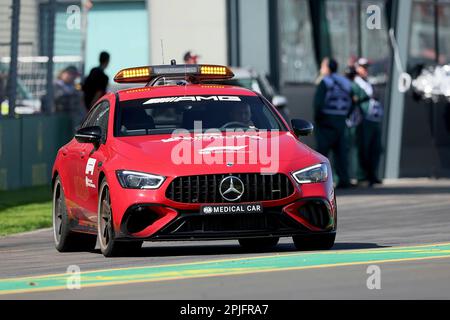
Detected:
left=226, top=103, right=254, bottom=128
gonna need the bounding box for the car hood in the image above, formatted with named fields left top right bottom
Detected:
left=110, top=131, right=323, bottom=176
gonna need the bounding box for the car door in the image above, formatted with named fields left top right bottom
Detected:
left=79, top=100, right=110, bottom=227
left=62, top=105, right=99, bottom=228
left=61, top=135, right=87, bottom=224
left=72, top=100, right=110, bottom=231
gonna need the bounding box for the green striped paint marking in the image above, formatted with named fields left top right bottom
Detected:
left=2, top=242, right=450, bottom=295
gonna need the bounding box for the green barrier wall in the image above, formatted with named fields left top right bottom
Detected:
left=0, top=115, right=73, bottom=191
left=0, top=118, right=21, bottom=190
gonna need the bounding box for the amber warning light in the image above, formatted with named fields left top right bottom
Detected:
left=114, top=64, right=234, bottom=84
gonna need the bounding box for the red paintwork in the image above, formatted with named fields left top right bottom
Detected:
left=52, top=84, right=336, bottom=240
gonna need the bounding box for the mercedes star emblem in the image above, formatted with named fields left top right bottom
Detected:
left=219, top=176, right=245, bottom=202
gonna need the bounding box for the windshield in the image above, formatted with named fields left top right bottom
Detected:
left=115, top=95, right=286, bottom=136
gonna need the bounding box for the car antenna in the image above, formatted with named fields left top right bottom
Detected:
left=160, top=39, right=165, bottom=64
left=182, top=59, right=188, bottom=95
left=160, top=39, right=166, bottom=86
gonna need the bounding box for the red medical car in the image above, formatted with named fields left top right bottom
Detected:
left=52, top=63, right=336, bottom=257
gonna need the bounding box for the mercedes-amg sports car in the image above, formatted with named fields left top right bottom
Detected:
left=52, top=63, right=337, bottom=257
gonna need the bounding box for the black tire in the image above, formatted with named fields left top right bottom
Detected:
left=98, top=180, right=143, bottom=257
left=238, top=237, right=279, bottom=250
left=53, top=176, right=97, bottom=252
left=292, top=233, right=336, bottom=251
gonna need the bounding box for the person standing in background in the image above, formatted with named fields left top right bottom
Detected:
left=54, top=66, right=85, bottom=132
left=315, top=57, right=331, bottom=85
left=313, top=58, right=355, bottom=189
left=82, top=51, right=110, bottom=111
left=354, top=58, right=384, bottom=187
left=183, top=51, right=200, bottom=64
left=344, top=64, right=362, bottom=127
left=344, top=64, right=364, bottom=182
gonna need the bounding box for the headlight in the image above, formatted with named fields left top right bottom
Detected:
left=292, top=163, right=328, bottom=184
left=116, top=170, right=165, bottom=189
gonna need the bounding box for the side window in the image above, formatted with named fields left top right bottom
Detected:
left=81, top=105, right=99, bottom=129
left=93, top=102, right=109, bottom=143
left=82, top=101, right=109, bottom=143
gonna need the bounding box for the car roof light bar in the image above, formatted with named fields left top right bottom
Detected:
left=114, top=63, right=234, bottom=85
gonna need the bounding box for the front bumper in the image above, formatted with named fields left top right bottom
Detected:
left=115, top=198, right=336, bottom=241
left=108, top=169, right=336, bottom=241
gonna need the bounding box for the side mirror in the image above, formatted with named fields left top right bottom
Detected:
left=75, top=126, right=102, bottom=145
left=291, top=119, right=313, bottom=137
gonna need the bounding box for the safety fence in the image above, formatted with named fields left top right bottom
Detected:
left=1, top=0, right=84, bottom=116
left=0, top=114, right=73, bottom=190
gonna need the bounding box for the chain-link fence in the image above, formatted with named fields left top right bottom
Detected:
left=0, top=0, right=84, bottom=116
left=0, top=0, right=86, bottom=190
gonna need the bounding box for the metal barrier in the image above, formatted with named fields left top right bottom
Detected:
left=0, top=114, right=73, bottom=190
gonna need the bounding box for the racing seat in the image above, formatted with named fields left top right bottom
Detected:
left=121, top=107, right=155, bottom=134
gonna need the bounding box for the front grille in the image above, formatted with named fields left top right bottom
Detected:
left=166, top=173, right=295, bottom=203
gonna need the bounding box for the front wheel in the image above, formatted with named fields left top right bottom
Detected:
left=53, top=176, right=96, bottom=252
left=292, top=233, right=336, bottom=251
left=98, top=180, right=143, bottom=257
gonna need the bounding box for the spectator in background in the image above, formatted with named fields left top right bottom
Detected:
left=353, top=58, right=384, bottom=187
left=315, top=57, right=331, bottom=85
left=344, top=65, right=363, bottom=128
left=313, top=58, right=355, bottom=189
left=344, top=64, right=364, bottom=183
left=54, top=65, right=85, bottom=132
left=183, top=51, right=200, bottom=64
left=82, top=51, right=110, bottom=111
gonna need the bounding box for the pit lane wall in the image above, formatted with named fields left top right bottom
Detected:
left=0, top=115, right=73, bottom=190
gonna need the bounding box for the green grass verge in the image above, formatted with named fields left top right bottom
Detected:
left=0, top=186, right=52, bottom=236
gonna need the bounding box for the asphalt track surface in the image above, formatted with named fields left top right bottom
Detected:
left=1, top=179, right=450, bottom=299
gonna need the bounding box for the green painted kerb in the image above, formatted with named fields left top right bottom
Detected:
left=2, top=243, right=450, bottom=294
